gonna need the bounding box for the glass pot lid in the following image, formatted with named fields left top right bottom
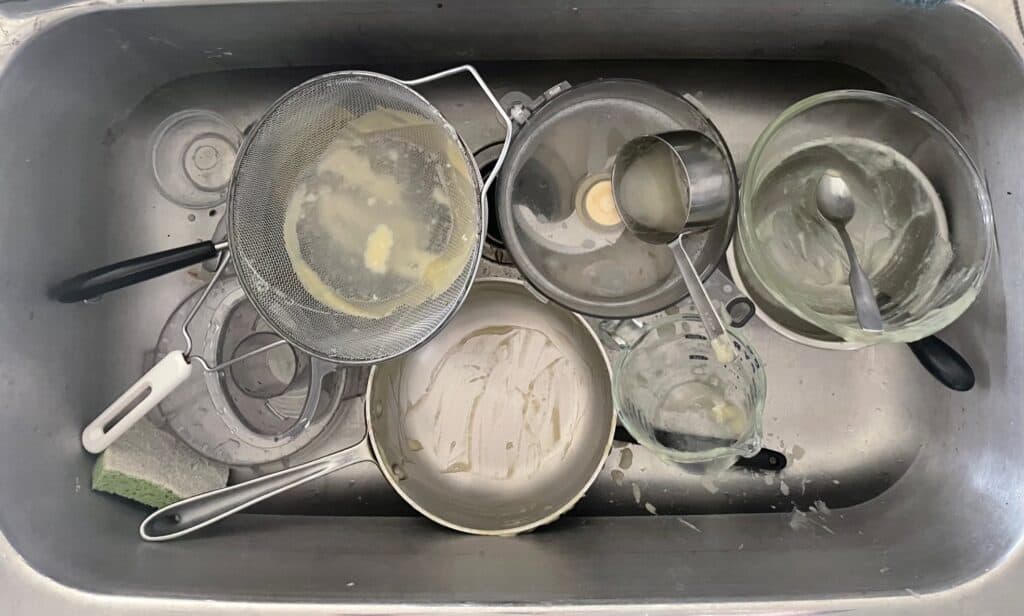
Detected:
left=497, top=79, right=737, bottom=319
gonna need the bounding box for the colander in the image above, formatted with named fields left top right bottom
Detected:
left=69, top=65, right=512, bottom=454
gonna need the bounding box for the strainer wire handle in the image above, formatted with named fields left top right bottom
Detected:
left=180, top=251, right=289, bottom=373
left=400, top=65, right=513, bottom=198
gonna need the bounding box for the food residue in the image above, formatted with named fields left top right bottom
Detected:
left=282, top=108, right=475, bottom=319
left=618, top=447, right=633, bottom=470
left=710, top=333, right=736, bottom=364
left=394, top=325, right=590, bottom=481
left=363, top=224, right=394, bottom=274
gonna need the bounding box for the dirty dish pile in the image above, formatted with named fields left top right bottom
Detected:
left=56, top=73, right=997, bottom=541
left=141, top=280, right=615, bottom=539
left=737, top=90, right=994, bottom=345
left=62, top=66, right=512, bottom=455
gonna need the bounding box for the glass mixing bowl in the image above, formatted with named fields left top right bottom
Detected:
left=737, top=90, right=995, bottom=345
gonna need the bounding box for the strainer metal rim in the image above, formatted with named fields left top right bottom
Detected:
left=226, top=69, right=486, bottom=365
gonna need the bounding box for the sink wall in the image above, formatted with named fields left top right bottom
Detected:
left=0, top=0, right=1021, bottom=606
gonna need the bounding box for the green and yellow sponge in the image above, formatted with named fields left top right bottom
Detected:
left=92, top=419, right=229, bottom=508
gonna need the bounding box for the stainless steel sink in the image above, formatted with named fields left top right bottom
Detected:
left=1, top=1, right=1022, bottom=613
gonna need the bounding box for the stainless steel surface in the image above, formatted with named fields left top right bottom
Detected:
left=1, top=0, right=1023, bottom=613
left=497, top=79, right=736, bottom=319
left=816, top=170, right=886, bottom=332
left=143, top=278, right=615, bottom=540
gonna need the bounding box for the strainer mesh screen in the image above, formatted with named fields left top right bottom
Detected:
left=230, top=72, right=482, bottom=363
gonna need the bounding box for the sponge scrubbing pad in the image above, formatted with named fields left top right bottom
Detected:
left=92, top=419, right=229, bottom=508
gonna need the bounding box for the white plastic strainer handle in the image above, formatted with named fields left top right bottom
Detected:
left=81, top=351, right=193, bottom=454
left=400, top=64, right=513, bottom=198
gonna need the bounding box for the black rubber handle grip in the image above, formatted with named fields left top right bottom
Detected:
left=907, top=335, right=975, bottom=392
left=49, top=241, right=219, bottom=303
left=731, top=447, right=787, bottom=472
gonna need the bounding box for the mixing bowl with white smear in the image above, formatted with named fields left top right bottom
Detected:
left=737, top=90, right=994, bottom=345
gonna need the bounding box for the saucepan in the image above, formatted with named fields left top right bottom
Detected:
left=141, top=279, right=615, bottom=540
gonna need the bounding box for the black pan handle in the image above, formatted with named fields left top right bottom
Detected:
left=907, top=335, right=975, bottom=392
left=49, top=241, right=221, bottom=303
left=731, top=447, right=787, bottom=472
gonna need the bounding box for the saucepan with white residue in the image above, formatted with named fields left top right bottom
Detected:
left=51, top=65, right=513, bottom=455
left=140, top=279, right=616, bottom=540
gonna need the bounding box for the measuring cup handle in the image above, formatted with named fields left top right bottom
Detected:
left=50, top=241, right=224, bottom=303
left=140, top=437, right=374, bottom=542
left=81, top=351, right=193, bottom=454
left=670, top=241, right=729, bottom=343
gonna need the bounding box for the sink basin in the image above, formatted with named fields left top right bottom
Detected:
left=1, top=1, right=1022, bottom=612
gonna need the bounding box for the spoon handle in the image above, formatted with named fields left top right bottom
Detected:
left=835, top=226, right=884, bottom=332
left=670, top=240, right=729, bottom=344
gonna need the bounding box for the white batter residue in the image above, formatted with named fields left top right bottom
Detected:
left=398, top=326, right=588, bottom=480
left=710, top=334, right=736, bottom=364
left=363, top=224, right=394, bottom=274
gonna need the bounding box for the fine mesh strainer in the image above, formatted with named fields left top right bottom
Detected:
left=232, top=70, right=488, bottom=363
left=68, top=65, right=512, bottom=454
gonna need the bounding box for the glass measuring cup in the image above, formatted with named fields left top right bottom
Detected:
left=602, top=313, right=765, bottom=466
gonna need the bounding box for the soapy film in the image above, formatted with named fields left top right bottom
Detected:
left=394, top=326, right=588, bottom=481
left=283, top=108, right=476, bottom=319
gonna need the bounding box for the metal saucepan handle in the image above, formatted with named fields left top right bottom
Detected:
left=908, top=335, right=975, bottom=392
left=50, top=240, right=227, bottom=303
left=140, top=437, right=375, bottom=541
left=401, top=64, right=513, bottom=199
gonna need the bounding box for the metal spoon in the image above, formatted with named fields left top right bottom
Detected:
left=612, top=132, right=735, bottom=362
left=815, top=170, right=884, bottom=333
